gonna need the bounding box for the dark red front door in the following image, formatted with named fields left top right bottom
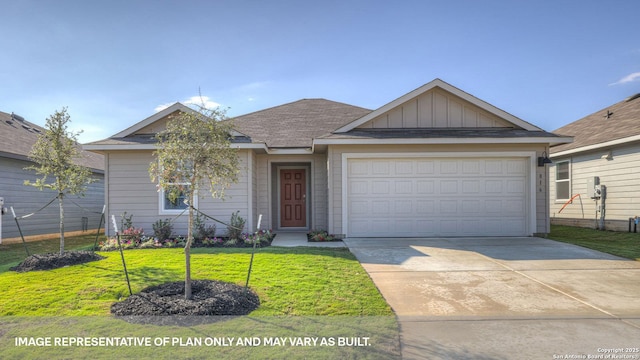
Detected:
left=280, top=169, right=306, bottom=227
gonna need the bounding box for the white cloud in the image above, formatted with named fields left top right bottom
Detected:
left=154, top=102, right=174, bottom=112
left=610, top=72, right=640, bottom=86
left=183, top=95, right=220, bottom=109
left=154, top=96, right=221, bottom=113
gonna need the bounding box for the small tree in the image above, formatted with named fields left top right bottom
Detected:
left=149, top=102, right=240, bottom=299
left=24, top=107, right=94, bottom=255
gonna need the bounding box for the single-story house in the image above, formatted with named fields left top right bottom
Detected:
left=549, top=93, right=640, bottom=231
left=0, top=111, right=105, bottom=242
left=85, top=79, right=571, bottom=238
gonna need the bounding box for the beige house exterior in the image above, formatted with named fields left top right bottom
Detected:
left=549, top=93, right=640, bottom=231
left=86, top=79, right=569, bottom=238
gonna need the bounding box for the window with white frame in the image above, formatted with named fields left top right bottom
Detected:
left=160, top=184, right=196, bottom=214
left=555, top=161, right=571, bottom=200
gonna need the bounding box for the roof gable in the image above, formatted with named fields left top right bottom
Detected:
left=113, top=103, right=193, bottom=138
left=550, top=94, right=640, bottom=155
left=335, top=79, right=542, bottom=132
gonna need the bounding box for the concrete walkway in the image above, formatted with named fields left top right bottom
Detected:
left=344, top=237, right=640, bottom=360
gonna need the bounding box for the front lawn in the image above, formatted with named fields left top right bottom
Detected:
left=548, top=225, right=640, bottom=260
left=0, top=233, right=101, bottom=272
left=0, top=245, right=399, bottom=359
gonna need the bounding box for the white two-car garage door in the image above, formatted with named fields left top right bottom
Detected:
left=346, top=157, right=531, bottom=237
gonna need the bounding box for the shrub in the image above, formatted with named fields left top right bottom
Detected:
left=120, top=211, right=134, bottom=231
left=152, top=218, right=173, bottom=241
left=242, top=229, right=275, bottom=247
left=307, top=229, right=336, bottom=242
left=227, top=211, right=245, bottom=241
left=202, top=237, right=225, bottom=247
left=193, top=213, right=216, bottom=241
left=121, top=227, right=144, bottom=243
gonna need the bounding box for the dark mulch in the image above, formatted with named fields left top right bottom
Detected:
left=111, top=280, right=260, bottom=319
left=10, top=251, right=105, bottom=272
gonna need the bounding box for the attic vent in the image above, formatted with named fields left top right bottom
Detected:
left=21, top=124, right=31, bottom=131
left=11, top=112, right=25, bottom=122
left=625, top=93, right=640, bottom=102
left=5, top=119, right=13, bottom=125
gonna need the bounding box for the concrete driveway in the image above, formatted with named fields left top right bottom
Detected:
left=344, top=237, right=640, bottom=360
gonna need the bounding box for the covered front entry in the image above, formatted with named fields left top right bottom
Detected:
left=345, top=155, right=532, bottom=237
left=279, top=168, right=307, bottom=228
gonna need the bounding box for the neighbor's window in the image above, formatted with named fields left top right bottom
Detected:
left=555, top=161, right=571, bottom=200
left=160, top=184, right=196, bottom=214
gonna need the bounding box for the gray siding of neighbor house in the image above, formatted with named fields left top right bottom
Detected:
left=104, top=150, right=251, bottom=237
left=255, top=153, right=328, bottom=231
left=0, top=157, right=104, bottom=240
left=328, top=143, right=550, bottom=236
left=549, top=142, right=640, bottom=230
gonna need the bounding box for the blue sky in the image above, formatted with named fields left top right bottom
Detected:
left=1, top=0, right=639, bottom=143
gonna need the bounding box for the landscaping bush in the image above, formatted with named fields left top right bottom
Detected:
left=193, top=213, right=216, bottom=241
left=307, top=229, right=339, bottom=242
left=152, top=218, right=173, bottom=241
left=227, top=211, right=246, bottom=241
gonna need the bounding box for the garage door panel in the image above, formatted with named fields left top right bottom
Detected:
left=416, top=200, right=436, bottom=214
left=347, top=157, right=530, bottom=237
left=417, top=180, right=435, bottom=194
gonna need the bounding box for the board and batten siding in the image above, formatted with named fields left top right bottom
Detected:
left=0, top=157, right=104, bottom=239
left=549, top=142, right=640, bottom=223
left=255, top=153, right=328, bottom=231
left=328, top=144, right=550, bottom=236
left=104, top=150, right=251, bottom=237
left=357, top=88, right=513, bottom=129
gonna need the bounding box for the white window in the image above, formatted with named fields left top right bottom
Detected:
left=555, top=161, right=571, bottom=200
left=160, top=184, right=197, bottom=214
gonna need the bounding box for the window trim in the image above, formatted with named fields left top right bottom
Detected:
left=555, top=160, right=571, bottom=201
left=159, top=183, right=197, bottom=215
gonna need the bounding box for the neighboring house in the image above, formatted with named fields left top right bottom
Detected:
left=0, top=111, right=105, bottom=242
left=549, top=93, right=640, bottom=231
left=85, top=79, right=570, bottom=238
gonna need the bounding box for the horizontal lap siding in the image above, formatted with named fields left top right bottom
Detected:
left=0, top=157, right=104, bottom=239
left=105, top=150, right=250, bottom=237
left=550, top=143, right=640, bottom=221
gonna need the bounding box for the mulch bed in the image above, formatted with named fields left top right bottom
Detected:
left=110, top=280, right=260, bottom=318
left=10, top=251, right=105, bottom=272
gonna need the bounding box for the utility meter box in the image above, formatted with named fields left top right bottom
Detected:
left=587, top=177, right=600, bottom=199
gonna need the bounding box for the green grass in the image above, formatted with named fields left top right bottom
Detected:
left=548, top=225, right=640, bottom=260
left=0, top=243, right=399, bottom=359
left=0, top=233, right=102, bottom=272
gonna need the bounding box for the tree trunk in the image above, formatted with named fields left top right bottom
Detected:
left=184, top=193, right=194, bottom=300
left=59, top=193, right=65, bottom=255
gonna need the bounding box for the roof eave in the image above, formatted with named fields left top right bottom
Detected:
left=314, top=136, right=572, bottom=146
left=112, top=103, right=194, bottom=138
left=84, top=142, right=270, bottom=153
left=550, top=134, right=640, bottom=158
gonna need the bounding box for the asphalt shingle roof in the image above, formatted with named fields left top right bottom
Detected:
left=230, top=99, right=372, bottom=148
left=550, top=94, right=640, bottom=154
left=0, top=110, right=104, bottom=171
